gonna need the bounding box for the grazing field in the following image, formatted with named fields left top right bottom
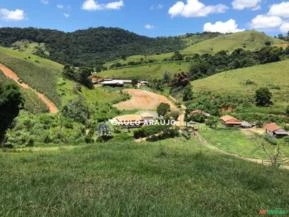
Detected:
left=201, top=127, right=289, bottom=161
left=1, top=139, right=289, bottom=217
left=192, top=59, right=289, bottom=113
left=182, top=31, right=287, bottom=55
left=114, top=89, right=178, bottom=111
left=100, top=61, right=191, bottom=80
left=0, top=46, right=62, bottom=106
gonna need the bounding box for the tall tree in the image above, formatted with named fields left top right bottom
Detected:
left=0, top=82, right=23, bottom=145
left=255, top=87, right=273, bottom=107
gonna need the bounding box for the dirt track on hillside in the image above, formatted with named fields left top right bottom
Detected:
left=0, top=63, right=58, bottom=113
left=114, top=89, right=178, bottom=111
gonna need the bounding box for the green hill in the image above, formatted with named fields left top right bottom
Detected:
left=182, top=30, right=287, bottom=55
left=192, top=59, right=289, bottom=114
left=100, top=31, right=288, bottom=80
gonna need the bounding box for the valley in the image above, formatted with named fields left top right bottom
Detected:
left=1, top=27, right=289, bottom=217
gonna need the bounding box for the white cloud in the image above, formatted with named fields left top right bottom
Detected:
left=232, top=0, right=261, bottom=10
left=168, top=0, right=228, bottom=18
left=150, top=4, right=163, bottom=10
left=251, top=15, right=282, bottom=29
left=203, top=19, right=244, bottom=33
left=82, top=0, right=124, bottom=11
left=64, top=13, right=70, bottom=18
left=280, top=22, right=289, bottom=34
left=57, top=4, right=64, bottom=9
left=268, top=2, right=289, bottom=18
left=41, top=0, right=49, bottom=4
left=0, top=8, right=25, bottom=21
left=145, top=24, right=155, bottom=29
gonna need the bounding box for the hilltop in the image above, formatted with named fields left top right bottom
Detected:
left=99, top=31, right=288, bottom=80
left=0, top=27, right=219, bottom=66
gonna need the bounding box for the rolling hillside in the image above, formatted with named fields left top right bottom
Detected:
left=182, top=30, right=286, bottom=55
left=192, top=59, right=289, bottom=113
left=100, top=31, right=288, bottom=80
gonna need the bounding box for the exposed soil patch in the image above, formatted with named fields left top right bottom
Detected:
left=114, top=89, right=178, bottom=111
left=0, top=63, right=58, bottom=113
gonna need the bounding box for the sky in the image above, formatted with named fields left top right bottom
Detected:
left=0, top=0, right=289, bottom=37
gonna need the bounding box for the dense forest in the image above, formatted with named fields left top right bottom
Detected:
left=0, top=27, right=203, bottom=66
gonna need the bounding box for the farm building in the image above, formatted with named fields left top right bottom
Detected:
left=240, top=121, right=253, bottom=128
left=220, top=115, right=241, bottom=127
left=264, top=123, right=289, bottom=138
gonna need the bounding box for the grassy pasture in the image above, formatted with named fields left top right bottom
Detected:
left=0, top=72, right=48, bottom=113
left=0, top=46, right=62, bottom=106
left=99, top=61, right=191, bottom=80
left=1, top=138, right=289, bottom=217
left=192, top=59, right=289, bottom=113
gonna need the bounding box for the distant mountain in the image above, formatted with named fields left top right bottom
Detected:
left=0, top=27, right=202, bottom=66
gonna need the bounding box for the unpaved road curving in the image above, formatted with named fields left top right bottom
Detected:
left=0, top=63, right=58, bottom=113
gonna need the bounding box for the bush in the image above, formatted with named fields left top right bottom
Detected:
left=264, top=135, right=278, bottom=146
left=157, top=103, right=170, bottom=117
left=134, top=125, right=169, bottom=139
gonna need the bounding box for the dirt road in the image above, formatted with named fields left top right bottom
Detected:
left=0, top=63, right=58, bottom=113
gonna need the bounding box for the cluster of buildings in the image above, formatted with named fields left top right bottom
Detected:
left=89, top=75, right=148, bottom=87
left=220, top=114, right=288, bottom=138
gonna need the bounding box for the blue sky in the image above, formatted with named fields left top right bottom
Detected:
left=0, top=0, right=289, bottom=37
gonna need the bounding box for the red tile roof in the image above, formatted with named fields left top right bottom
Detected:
left=264, top=123, right=281, bottom=132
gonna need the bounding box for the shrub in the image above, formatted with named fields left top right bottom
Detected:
left=264, top=135, right=278, bottom=146
left=157, top=103, right=170, bottom=117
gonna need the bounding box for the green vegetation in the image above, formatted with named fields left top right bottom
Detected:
left=0, top=46, right=62, bottom=106
left=0, top=82, right=23, bottom=145
left=255, top=87, right=273, bottom=107
left=1, top=139, right=289, bottom=217
left=192, top=59, right=289, bottom=112
left=182, top=31, right=286, bottom=55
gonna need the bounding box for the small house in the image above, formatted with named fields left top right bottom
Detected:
left=264, top=123, right=289, bottom=138
left=220, top=115, right=241, bottom=127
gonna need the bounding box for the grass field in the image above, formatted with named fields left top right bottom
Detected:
left=182, top=31, right=286, bottom=55
left=0, top=72, right=48, bottom=113
left=192, top=59, right=289, bottom=113
left=201, top=126, right=289, bottom=160
left=100, top=61, right=191, bottom=80
left=0, top=46, right=63, bottom=106
left=1, top=138, right=289, bottom=217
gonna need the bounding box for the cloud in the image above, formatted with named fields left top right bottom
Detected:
left=232, top=0, right=261, bottom=10
left=0, top=8, right=25, bottom=21
left=280, top=22, right=289, bottom=34
left=268, top=2, right=289, bottom=18
left=64, top=13, right=70, bottom=18
left=144, top=24, right=155, bottom=30
left=41, top=0, right=49, bottom=4
left=168, top=0, right=228, bottom=18
left=251, top=15, right=282, bottom=29
left=203, top=19, right=244, bottom=33
left=82, top=0, right=124, bottom=11
left=150, top=4, right=163, bottom=10
left=57, top=4, right=64, bottom=9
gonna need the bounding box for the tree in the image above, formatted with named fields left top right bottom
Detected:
left=286, top=105, right=289, bottom=116
left=206, top=116, right=218, bottom=129
left=132, top=79, right=138, bottom=88
left=0, top=82, right=23, bottom=145
left=255, top=87, right=273, bottom=107
left=62, top=98, right=90, bottom=125
left=157, top=103, right=170, bottom=117
left=171, top=51, right=183, bottom=61
left=183, top=85, right=193, bottom=101
left=78, top=67, right=93, bottom=89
